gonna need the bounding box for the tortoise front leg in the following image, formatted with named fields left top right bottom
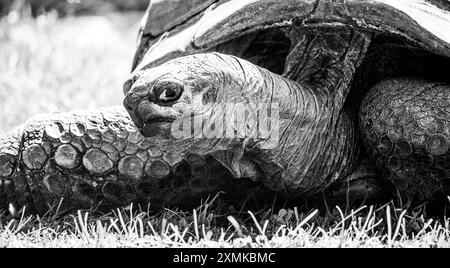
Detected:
left=361, top=78, right=450, bottom=202
left=0, top=108, right=237, bottom=214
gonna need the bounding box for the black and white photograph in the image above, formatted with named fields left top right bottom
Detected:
left=1, top=0, right=450, bottom=250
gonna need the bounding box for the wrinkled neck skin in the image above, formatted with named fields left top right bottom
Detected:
left=265, top=27, right=372, bottom=195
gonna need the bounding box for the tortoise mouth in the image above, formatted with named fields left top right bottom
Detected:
left=124, top=96, right=182, bottom=138
left=140, top=115, right=177, bottom=138
left=144, top=116, right=176, bottom=125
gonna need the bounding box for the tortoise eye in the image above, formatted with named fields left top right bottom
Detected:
left=154, top=80, right=184, bottom=105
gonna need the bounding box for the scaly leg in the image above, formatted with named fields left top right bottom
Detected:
left=0, top=108, right=245, bottom=214
left=361, top=78, right=450, bottom=202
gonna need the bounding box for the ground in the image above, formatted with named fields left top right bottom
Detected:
left=1, top=12, right=450, bottom=248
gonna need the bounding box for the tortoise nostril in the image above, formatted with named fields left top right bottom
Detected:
left=154, top=80, right=184, bottom=105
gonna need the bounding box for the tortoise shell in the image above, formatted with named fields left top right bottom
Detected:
left=130, top=0, right=450, bottom=75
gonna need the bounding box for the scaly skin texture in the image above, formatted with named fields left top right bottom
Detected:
left=0, top=108, right=264, bottom=213
left=361, top=78, right=450, bottom=200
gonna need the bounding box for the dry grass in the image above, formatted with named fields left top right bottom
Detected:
left=0, top=13, right=450, bottom=248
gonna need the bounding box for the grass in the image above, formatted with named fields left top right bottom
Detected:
left=1, top=12, right=450, bottom=248
left=2, top=197, right=450, bottom=248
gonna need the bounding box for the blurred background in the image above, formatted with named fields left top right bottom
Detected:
left=0, top=0, right=149, bottom=134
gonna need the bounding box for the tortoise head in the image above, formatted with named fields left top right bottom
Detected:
left=124, top=54, right=234, bottom=139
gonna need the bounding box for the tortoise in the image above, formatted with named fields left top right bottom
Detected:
left=1, top=0, right=450, bottom=214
